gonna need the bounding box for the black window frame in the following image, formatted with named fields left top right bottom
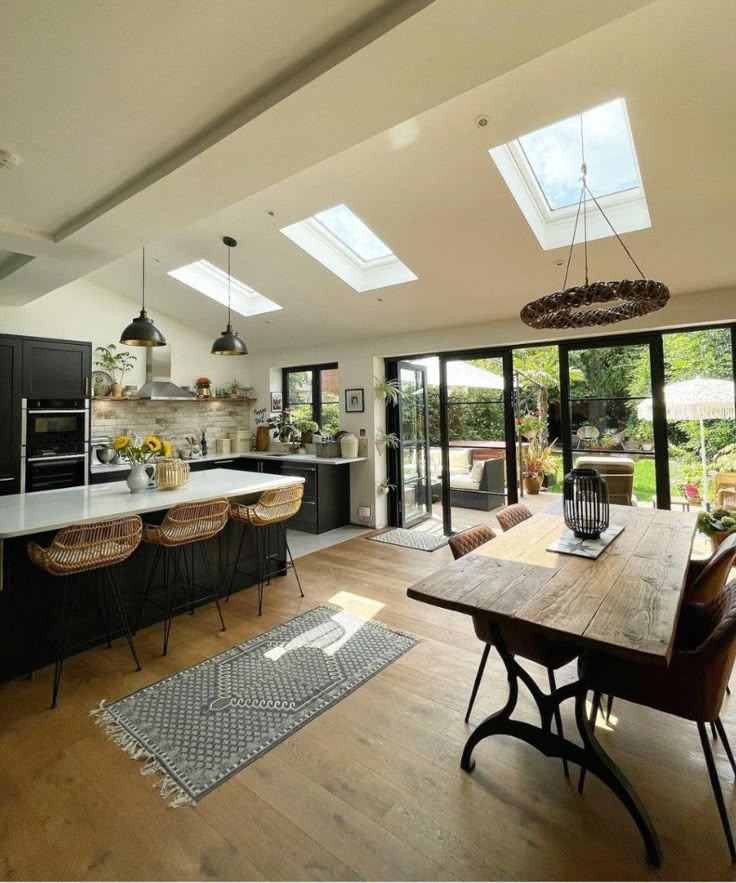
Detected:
left=282, top=362, right=339, bottom=432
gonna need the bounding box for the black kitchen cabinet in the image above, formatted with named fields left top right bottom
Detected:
left=0, top=337, right=22, bottom=495
left=21, top=338, right=91, bottom=399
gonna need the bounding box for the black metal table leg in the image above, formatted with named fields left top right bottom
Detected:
left=460, top=623, right=663, bottom=868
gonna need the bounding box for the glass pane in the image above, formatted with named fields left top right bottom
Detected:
left=288, top=403, right=313, bottom=427
left=313, top=204, right=393, bottom=261
left=287, top=370, right=312, bottom=404
left=319, top=402, right=340, bottom=438
left=567, top=344, right=655, bottom=506
left=663, top=328, right=736, bottom=511
left=399, top=364, right=431, bottom=526
left=320, top=368, right=339, bottom=403
left=444, top=355, right=507, bottom=531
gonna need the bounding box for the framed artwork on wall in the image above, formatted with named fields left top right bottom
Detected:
left=344, top=388, right=365, bottom=413
left=270, top=391, right=283, bottom=413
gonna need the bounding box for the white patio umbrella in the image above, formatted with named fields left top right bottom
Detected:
left=410, top=358, right=505, bottom=390
left=637, top=378, right=736, bottom=508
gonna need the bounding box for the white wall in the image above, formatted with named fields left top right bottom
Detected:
left=247, top=286, right=736, bottom=528
left=0, top=277, right=251, bottom=391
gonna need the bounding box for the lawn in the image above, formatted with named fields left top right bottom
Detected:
left=546, top=454, right=657, bottom=503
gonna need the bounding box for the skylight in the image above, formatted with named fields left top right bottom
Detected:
left=489, top=98, right=650, bottom=250
left=280, top=204, right=416, bottom=293
left=313, top=204, right=393, bottom=261
left=168, top=260, right=282, bottom=317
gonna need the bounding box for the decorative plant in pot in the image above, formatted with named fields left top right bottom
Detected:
left=267, top=409, right=295, bottom=443
left=377, top=478, right=396, bottom=496
left=375, top=428, right=400, bottom=456
left=515, top=412, right=546, bottom=441
left=522, top=438, right=558, bottom=494
left=297, top=420, right=320, bottom=445
left=697, top=508, right=736, bottom=551
left=94, top=344, right=137, bottom=398
left=253, top=408, right=270, bottom=451
left=112, top=433, right=171, bottom=493
left=195, top=376, right=212, bottom=398
left=374, top=376, right=402, bottom=406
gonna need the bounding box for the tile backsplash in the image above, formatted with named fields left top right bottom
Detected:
left=91, top=400, right=251, bottom=450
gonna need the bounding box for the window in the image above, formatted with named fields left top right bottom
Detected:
left=283, top=363, right=340, bottom=437
left=280, top=204, right=417, bottom=292
left=489, top=98, right=650, bottom=250
left=168, top=259, right=282, bottom=317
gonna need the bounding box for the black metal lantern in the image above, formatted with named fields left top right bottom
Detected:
left=563, top=468, right=609, bottom=539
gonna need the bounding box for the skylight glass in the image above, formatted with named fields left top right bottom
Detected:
left=313, top=204, right=393, bottom=261
left=168, top=260, right=282, bottom=317
left=518, top=99, right=640, bottom=210
left=488, top=97, right=650, bottom=251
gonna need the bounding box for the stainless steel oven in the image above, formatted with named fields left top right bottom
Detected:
left=21, top=398, right=89, bottom=492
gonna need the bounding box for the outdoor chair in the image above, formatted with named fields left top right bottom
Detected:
left=716, top=472, right=736, bottom=510
left=576, top=456, right=636, bottom=506
left=576, top=425, right=600, bottom=448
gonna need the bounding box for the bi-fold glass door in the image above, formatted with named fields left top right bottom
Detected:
left=396, top=361, right=432, bottom=528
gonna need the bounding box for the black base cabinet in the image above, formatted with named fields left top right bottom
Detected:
left=90, top=457, right=352, bottom=533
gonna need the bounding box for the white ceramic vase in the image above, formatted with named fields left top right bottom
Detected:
left=126, top=462, right=151, bottom=494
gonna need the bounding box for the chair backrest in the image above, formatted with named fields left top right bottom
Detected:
left=675, top=581, right=736, bottom=721
left=27, top=515, right=143, bottom=575
left=448, top=524, right=495, bottom=560
left=159, top=498, right=230, bottom=545
left=715, top=472, right=736, bottom=508
left=236, top=484, right=305, bottom=526
left=576, top=456, right=635, bottom=506
left=496, top=502, right=533, bottom=532
left=576, top=425, right=600, bottom=440
left=687, top=533, right=736, bottom=604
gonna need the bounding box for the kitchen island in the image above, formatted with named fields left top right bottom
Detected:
left=0, top=469, right=304, bottom=682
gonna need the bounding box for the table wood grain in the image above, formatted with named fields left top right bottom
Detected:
left=406, top=505, right=697, bottom=666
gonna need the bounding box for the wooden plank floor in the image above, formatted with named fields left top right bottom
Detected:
left=1, top=532, right=735, bottom=881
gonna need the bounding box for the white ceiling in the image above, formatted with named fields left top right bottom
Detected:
left=85, top=0, right=736, bottom=353
left=0, top=0, right=650, bottom=305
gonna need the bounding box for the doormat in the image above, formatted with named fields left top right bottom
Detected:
left=368, top=518, right=449, bottom=552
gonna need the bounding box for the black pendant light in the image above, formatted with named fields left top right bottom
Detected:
left=120, top=248, right=167, bottom=347
left=211, top=236, right=248, bottom=356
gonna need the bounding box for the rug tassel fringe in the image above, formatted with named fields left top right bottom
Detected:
left=89, top=700, right=196, bottom=809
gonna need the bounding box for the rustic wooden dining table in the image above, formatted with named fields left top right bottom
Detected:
left=406, top=504, right=698, bottom=867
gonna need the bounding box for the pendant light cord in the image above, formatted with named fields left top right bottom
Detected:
left=227, top=242, right=232, bottom=327
left=141, top=247, right=146, bottom=311
left=561, top=111, right=646, bottom=290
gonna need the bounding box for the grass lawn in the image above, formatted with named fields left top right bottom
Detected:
left=546, top=454, right=657, bottom=503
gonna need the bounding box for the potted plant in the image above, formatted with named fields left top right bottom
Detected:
left=297, top=419, right=320, bottom=444
left=523, top=438, right=557, bottom=495
left=94, top=344, right=137, bottom=398
left=374, top=376, right=402, bottom=406
left=253, top=408, right=269, bottom=451
left=375, top=428, right=400, bottom=456
left=195, top=376, right=212, bottom=399
left=112, top=433, right=171, bottom=493
left=697, top=508, right=736, bottom=551
left=377, top=478, right=396, bottom=496
left=515, top=413, right=546, bottom=440
left=268, top=409, right=295, bottom=443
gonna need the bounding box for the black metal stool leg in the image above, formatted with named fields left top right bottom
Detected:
left=105, top=568, right=142, bottom=671
left=698, top=721, right=736, bottom=862
left=135, top=544, right=161, bottom=633
left=257, top=528, right=265, bottom=616
left=199, top=541, right=226, bottom=632
left=182, top=543, right=195, bottom=614
left=605, top=693, right=614, bottom=723
left=50, top=575, right=76, bottom=709
left=711, top=721, right=719, bottom=740
left=227, top=522, right=247, bottom=601
left=548, top=667, right=570, bottom=778
left=162, top=549, right=175, bottom=656
left=715, top=718, right=736, bottom=778
left=577, top=690, right=602, bottom=793
left=281, top=522, right=304, bottom=598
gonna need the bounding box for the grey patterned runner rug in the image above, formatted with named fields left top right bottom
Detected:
left=91, top=604, right=416, bottom=807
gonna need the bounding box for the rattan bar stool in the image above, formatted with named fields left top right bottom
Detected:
left=228, top=484, right=305, bottom=615
left=27, top=515, right=143, bottom=708
left=135, top=498, right=229, bottom=655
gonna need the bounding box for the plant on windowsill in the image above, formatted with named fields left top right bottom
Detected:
left=297, top=420, right=320, bottom=445
left=268, top=409, right=295, bottom=442
left=94, top=344, right=137, bottom=398
left=374, top=376, right=402, bottom=406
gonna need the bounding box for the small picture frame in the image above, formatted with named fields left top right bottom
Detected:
left=270, top=391, right=283, bottom=413
left=344, top=388, right=365, bottom=413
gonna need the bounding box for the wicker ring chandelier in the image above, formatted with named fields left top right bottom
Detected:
left=520, top=120, right=669, bottom=330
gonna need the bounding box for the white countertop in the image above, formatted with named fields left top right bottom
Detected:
left=90, top=451, right=366, bottom=473
left=0, top=469, right=304, bottom=539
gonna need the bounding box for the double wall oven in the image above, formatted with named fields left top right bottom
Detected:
left=21, top=398, right=89, bottom=493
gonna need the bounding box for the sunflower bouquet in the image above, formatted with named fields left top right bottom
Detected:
left=112, top=434, right=172, bottom=463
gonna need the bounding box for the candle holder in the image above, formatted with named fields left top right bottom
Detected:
left=563, top=468, right=609, bottom=539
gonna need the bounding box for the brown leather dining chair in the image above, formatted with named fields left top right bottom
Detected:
left=448, top=523, right=577, bottom=777
left=495, top=502, right=533, bottom=532
left=579, top=582, right=736, bottom=861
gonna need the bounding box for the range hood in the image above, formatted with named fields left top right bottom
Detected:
left=137, top=345, right=196, bottom=400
